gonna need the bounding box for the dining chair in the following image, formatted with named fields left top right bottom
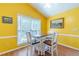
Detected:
left=51, top=32, right=58, bottom=56
left=26, top=32, right=33, bottom=56
left=42, top=32, right=58, bottom=56
left=39, top=37, right=46, bottom=56
left=26, top=32, right=41, bottom=56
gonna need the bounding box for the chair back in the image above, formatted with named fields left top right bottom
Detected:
left=26, top=32, right=32, bottom=43
left=50, top=32, right=58, bottom=55
left=53, top=32, right=58, bottom=44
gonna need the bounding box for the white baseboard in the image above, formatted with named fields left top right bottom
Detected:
left=58, top=43, right=79, bottom=51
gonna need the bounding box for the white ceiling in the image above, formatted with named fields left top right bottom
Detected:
left=31, top=3, right=79, bottom=17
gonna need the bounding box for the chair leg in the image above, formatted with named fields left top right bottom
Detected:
left=55, top=48, right=58, bottom=56
left=51, top=51, right=53, bottom=56
left=43, top=51, right=45, bottom=56
left=40, top=50, right=42, bottom=56
left=32, top=46, right=35, bottom=56
left=51, top=47, right=53, bottom=56
left=26, top=46, right=28, bottom=56
left=30, top=46, right=32, bottom=56
left=37, top=50, right=40, bottom=55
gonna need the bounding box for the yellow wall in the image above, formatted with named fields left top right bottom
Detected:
left=0, top=3, right=47, bottom=52
left=48, top=7, right=79, bottom=49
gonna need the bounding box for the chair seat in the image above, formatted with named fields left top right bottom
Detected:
left=43, top=40, right=57, bottom=46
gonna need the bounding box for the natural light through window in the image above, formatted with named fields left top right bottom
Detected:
left=17, top=15, right=41, bottom=45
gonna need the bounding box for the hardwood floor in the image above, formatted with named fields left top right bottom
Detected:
left=58, top=45, right=79, bottom=56
left=1, top=45, right=79, bottom=56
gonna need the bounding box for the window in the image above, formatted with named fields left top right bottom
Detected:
left=31, top=19, right=41, bottom=36
left=17, top=15, right=41, bottom=45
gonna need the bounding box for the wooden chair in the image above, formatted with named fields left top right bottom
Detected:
left=42, top=32, right=58, bottom=56
left=26, top=32, right=41, bottom=56
left=39, top=37, right=46, bottom=56
left=50, top=32, right=58, bottom=56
